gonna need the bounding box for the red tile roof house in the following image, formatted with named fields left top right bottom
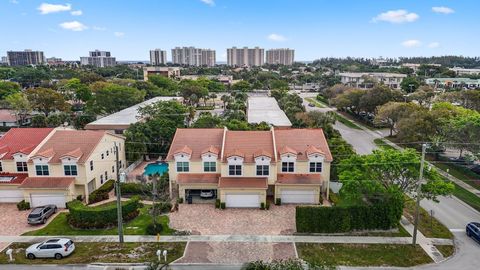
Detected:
left=0, top=128, right=126, bottom=208
left=166, top=128, right=333, bottom=208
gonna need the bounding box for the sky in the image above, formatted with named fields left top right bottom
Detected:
left=0, top=0, right=478, bottom=61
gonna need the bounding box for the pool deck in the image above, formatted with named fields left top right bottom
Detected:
left=127, top=160, right=150, bottom=181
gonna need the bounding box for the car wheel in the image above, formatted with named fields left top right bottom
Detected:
left=42, top=218, right=46, bottom=224
left=27, top=253, right=35, bottom=260
left=54, top=207, right=57, bottom=213
left=467, top=231, right=471, bottom=237
left=54, top=253, right=63, bottom=260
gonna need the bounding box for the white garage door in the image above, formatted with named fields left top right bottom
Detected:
left=0, top=190, right=24, bottom=203
left=30, top=193, right=67, bottom=208
left=281, top=189, right=315, bottom=204
left=225, top=194, right=260, bottom=208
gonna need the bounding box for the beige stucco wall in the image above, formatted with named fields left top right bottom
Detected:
left=0, top=160, right=17, bottom=173
left=219, top=188, right=267, bottom=206
left=220, top=163, right=277, bottom=183
left=274, top=184, right=321, bottom=204
left=0, top=184, right=21, bottom=191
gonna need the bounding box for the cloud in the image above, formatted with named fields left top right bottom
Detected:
left=38, top=3, right=72, bottom=14
left=59, top=21, right=88, bottom=31
left=200, top=0, right=215, bottom=6
left=428, top=42, right=440, bottom=48
left=71, top=10, right=82, bottom=16
left=10, top=0, right=19, bottom=4
left=432, top=6, right=455, bottom=14
left=402, top=39, right=422, bottom=48
left=114, top=32, right=125, bottom=37
left=372, top=9, right=419, bottom=23
left=267, top=33, right=287, bottom=42
left=93, top=26, right=107, bottom=31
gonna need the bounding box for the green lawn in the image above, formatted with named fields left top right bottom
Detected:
left=297, top=243, right=432, bottom=267
left=335, top=113, right=362, bottom=130
left=427, top=157, right=480, bottom=190
left=373, top=138, right=396, bottom=151
left=23, top=206, right=175, bottom=236
left=451, top=183, right=480, bottom=212
left=306, top=97, right=326, bottom=108
left=0, top=242, right=186, bottom=264
left=435, top=245, right=455, bottom=258
left=403, top=198, right=453, bottom=239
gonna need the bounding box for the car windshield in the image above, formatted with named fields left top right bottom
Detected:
left=28, top=213, right=41, bottom=218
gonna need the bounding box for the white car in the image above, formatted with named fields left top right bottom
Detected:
left=25, top=238, right=75, bottom=260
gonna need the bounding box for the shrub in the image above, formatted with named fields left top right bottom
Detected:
left=242, top=259, right=304, bottom=270
left=17, top=200, right=30, bottom=211
left=215, top=199, right=220, bottom=209
left=265, top=201, right=270, bottom=210
left=275, top=198, right=281, bottom=205
left=120, top=182, right=145, bottom=195
left=177, top=197, right=184, bottom=204
left=153, top=202, right=172, bottom=214
left=67, top=196, right=140, bottom=229
left=76, top=195, right=83, bottom=202
left=329, top=190, right=340, bottom=206
left=296, top=193, right=404, bottom=233
left=88, top=180, right=115, bottom=204
left=146, top=222, right=163, bottom=235
left=260, top=202, right=265, bottom=210
left=220, top=202, right=226, bottom=209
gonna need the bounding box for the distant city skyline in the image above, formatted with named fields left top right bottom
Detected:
left=0, top=0, right=478, bottom=61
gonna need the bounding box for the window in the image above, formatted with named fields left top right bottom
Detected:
left=309, top=162, right=322, bottom=173
left=35, top=165, right=49, bottom=176
left=256, top=165, right=269, bottom=176
left=203, top=161, right=216, bottom=172
left=90, top=161, right=94, bottom=171
left=228, top=165, right=242, bottom=176
left=64, top=165, right=78, bottom=176
left=100, top=175, right=104, bottom=184
left=106, top=151, right=109, bottom=156
left=101, top=154, right=104, bottom=159
left=0, top=162, right=2, bottom=172
left=281, top=162, right=295, bottom=172
left=112, top=166, right=115, bottom=173
left=16, top=162, right=28, bottom=172
left=105, top=171, right=108, bottom=180
left=176, top=162, right=189, bottom=172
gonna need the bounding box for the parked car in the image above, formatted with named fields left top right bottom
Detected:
left=470, top=165, right=480, bottom=175
left=26, top=238, right=75, bottom=259
left=27, top=205, right=57, bottom=225
left=308, top=103, right=315, bottom=107
left=200, top=190, right=215, bottom=199
left=466, top=222, right=480, bottom=243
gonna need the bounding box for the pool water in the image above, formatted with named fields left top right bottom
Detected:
left=144, top=162, right=169, bottom=176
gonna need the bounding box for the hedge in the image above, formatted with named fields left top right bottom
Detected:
left=17, top=200, right=30, bottom=211
left=88, top=180, right=115, bottom=204
left=67, top=196, right=140, bottom=229
left=120, top=182, right=146, bottom=195
left=296, top=194, right=404, bottom=233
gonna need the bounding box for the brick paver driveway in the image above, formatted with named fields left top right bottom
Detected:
left=169, top=204, right=296, bottom=235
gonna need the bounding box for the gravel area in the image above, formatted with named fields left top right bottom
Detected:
left=169, top=204, right=296, bottom=235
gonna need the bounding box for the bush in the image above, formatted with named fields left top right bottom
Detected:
left=296, top=193, right=404, bottom=233
left=242, top=259, right=304, bottom=270
left=146, top=222, right=163, bottom=235
left=67, top=196, right=140, bottom=229
left=177, top=197, right=184, bottom=204
left=76, top=195, right=83, bottom=202
left=88, top=180, right=115, bottom=204
left=17, top=200, right=30, bottom=211
left=275, top=198, right=281, bottom=205
left=120, top=182, right=145, bottom=195
left=265, top=201, right=270, bottom=210
left=329, top=190, right=340, bottom=206
left=220, top=202, right=226, bottom=209
left=260, top=202, right=265, bottom=210
left=215, top=199, right=220, bottom=209
left=153, top=202, right=172, bottom=214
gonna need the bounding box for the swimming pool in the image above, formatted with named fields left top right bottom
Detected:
left=144, top=162, right=169, bottom=176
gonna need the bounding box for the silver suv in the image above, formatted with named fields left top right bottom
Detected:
left=27, top=205, right=57, bottom=225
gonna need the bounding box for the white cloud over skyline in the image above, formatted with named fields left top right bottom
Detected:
left=200, top=0, right=215, bottom=6
left=372, top=10, right=419, bottom=23
left=38, top=3, right=72, bottom=14
left=432, top=6, right=455, bottom=14
left=267, top=33, right=287, bottom=42
left=428, top=42, right=440, bottom=48
left=71, top=10, right=83, bottom=16
left=401, top=39, right=422, bottom=48
left=114, top=32, right=125, bottom=37
left=59, top=21, right=87, bottom=31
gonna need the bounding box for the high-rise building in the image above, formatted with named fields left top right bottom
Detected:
left=266, top=48, right=295, bottom=65
left=1, top=56, right=7, bottom=65
left=171, top=47, right=216, bottom=66
left=201, top=49, right=216, bottom=67
left=227, top=47, right=264, bottom=67
left=149, top=49, right=167, bottom=66
left=6, top=50, right=45, bottom=66
left=80, top=50, right=116, bottom=67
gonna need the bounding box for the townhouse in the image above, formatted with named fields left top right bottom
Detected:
left=166, top=128, right=332, bottom=208
left=339, top=72, right=407, bottom=90
left=0, top=128, right=126, bottom=207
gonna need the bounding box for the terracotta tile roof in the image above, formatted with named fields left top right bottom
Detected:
left=0, top=128, right=54, bottom=160
left=277, top=174, right=322, bottom=185
left=60, top=148, right=83, bottom=159
left=223, top=130, right=274, bottom=163
left=0, top=109, right=17, bottom=122
left=166, top=128, right=224, bottom=161
left=279, top=146, right=297, bottom=155
left=177, top=173, right=220, bottom=184
left=201, top=145, right=220, bottom=155
left=33, top=148, right=56, bottom=159
left=253, top=149, right=272, bottom=158
left=31, top=130, right=107, bottom=164
left=225, top=149, right=245, bottom=158
left=218, top=177, right=268, bottom=189
left=19, top=177, right=74, bottom=189
left=305, top=145, right=325, bottom=156
left=274, top=129, right=333, bottom=162
left=174, top=145, right=193, bottom=156
left=0, top=173, right=28, bottom=185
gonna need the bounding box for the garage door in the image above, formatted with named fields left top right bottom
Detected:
left=281, top=189, right=315, bottom=204
left=0, top=189, right=24, bottom=203
left=30, top=193, right=66, bottom=208
left=225, top=194, right=260, bottom=208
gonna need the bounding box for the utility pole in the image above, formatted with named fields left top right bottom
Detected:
left=115, top=142, right=124, bottom=243
left=412, top=143, right=427, bottom=245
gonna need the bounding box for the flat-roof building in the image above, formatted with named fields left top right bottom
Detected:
left=143, top=66, right=181, bottom=81
left=80, top=50, right=116, bottom=68
left=339, top=72, right=407, bottom=90
left=7, top=50, right=45, bottom=66
left=84, top=97, right=183, bottom=133
left=227, top=47, right=264, bottom=67
left=425, top=78, right=480, bottom=89
left=247, top=96, right=292, bottom=128
left=149, top=49, right=167, bottom=66
left=266, top=48, right=295, bottom=65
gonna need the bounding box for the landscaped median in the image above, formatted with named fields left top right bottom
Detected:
left=0, top=242, right=186, bottom=265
